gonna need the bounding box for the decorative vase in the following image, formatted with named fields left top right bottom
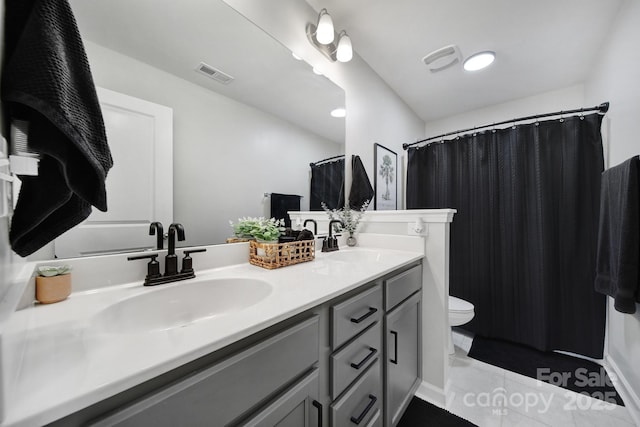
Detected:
left=347, top=235, right=357, bottom=247
left=35, top=274, right=72, bottom=304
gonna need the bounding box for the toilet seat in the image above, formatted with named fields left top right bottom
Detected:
left=449, top=296, right=474, bottom=327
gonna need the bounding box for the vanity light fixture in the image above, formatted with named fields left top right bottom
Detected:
left=463, top=51, right=496, bottom=71
left=330, top=108, right=346, bottom=118
left=315, top=9, right=334, bottom=45
left=306, top=9, right=353, bottom=63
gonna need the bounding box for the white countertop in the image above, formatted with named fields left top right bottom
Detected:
left=1, top=241, right=423, bottom=427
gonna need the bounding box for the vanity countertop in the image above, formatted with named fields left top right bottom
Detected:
left=0, top=239, right=423, bottom=427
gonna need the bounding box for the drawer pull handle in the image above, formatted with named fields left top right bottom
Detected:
left=350, top=347, right=377, bottom=370
left=350, top=394, right=377, bottom=425
left=390, top=331, right=398, bottom=365
left=350, top=307, right=378, bottom=324
left=312, top=400, right=323, bottom=426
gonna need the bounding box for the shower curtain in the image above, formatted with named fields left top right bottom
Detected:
left=310, top=158, right=345, bottom=210
left=407, top=114, right=606, bottom=358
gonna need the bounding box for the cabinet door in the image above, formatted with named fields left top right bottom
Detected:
left=385, top=291, right=421, bottom=427
left=241, top=369, right=321, bottom=427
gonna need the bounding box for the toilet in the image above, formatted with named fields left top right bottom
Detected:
left=448, top=296, right=475, bottom=354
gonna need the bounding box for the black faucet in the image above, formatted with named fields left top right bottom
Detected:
left=304, top=219, right=317, bottom=235
left=166, top=223, right=186, bottom=275
left=149, top=222, right=164, bottom=250
left=323, top=220, right=344, bottom=252
left=128, top=224, right=207, bottom=286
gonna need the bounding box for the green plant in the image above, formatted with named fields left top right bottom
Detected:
left=321, top=200, right=370, bottom=236
left=37, top=265, right=72, bottom=277
left=229, top=217, right=285, bottom=242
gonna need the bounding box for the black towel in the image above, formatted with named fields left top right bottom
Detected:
left=2, top=0, right=113, bottom=256
left=270, top=193, right=301, bottom=228
left=595, top=156, right=640, bottom=314
left=310, top=158, right=345, bottom=210
left=348, top=155, right=373, bottom=209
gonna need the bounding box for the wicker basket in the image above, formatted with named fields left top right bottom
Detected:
left=226, top=237, right=253, bottom=244
left=249, top=240, right=315, bottom=269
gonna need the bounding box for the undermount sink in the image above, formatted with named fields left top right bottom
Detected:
left=91, top=278, right=272, bottom=333
left=326, top=249, right=382, bottom=263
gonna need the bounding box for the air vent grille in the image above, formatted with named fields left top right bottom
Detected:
left=422, top=45, right=461, bottom=73
left=195, top=62, right=234, bottom=84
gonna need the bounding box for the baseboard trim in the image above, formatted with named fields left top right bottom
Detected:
left=604, top=355, right=640, bottom=426
left=415, top=380, right=446, bottom=407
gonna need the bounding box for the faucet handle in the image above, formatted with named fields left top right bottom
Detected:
left=181, top=248, right=207, bottom=274
left=127, top=253, right=162, bottom=284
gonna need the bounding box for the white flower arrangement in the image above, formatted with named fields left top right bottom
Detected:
left=321, top=200, right=370, bottom=236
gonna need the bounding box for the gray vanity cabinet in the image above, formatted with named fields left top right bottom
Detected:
left=52, top=261, right=422, bottom=427
left=89, top=316, right=320, bottom=427
left=383, top=265, right=422, bottom=427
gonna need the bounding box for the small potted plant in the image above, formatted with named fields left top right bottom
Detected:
left=230, top=217, right=284, bottom=242
left=230, top=217, right=285, bottom=258
left=322, top=200, right=370, bottom=246
left=35, top=265, right=72, bottom=304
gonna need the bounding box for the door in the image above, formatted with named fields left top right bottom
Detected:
left=55, top=87, right=173, bottom=257
left=241, top=369, right=321, bottom=427
left=385, top=291, right=421, bottom=427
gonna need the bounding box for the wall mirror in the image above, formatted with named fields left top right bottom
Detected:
left=54, top=0, right=345, bottom=258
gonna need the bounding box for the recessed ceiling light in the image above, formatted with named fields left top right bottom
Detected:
left=331, top=108, right=346, bottom=118
left=463, top=51, right=495, bottom=71
left=312, top=67, right=324, bottom=75
left=291, top=52, right=302, bottom=60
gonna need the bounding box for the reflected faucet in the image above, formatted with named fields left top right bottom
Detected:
left=304, top=219, right=317, bottom=235
left=166, top=223, right=186, bottom=275
left=149, top=222, right=164, bottom=250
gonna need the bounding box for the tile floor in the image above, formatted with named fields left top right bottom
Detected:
left=443, top=331, right=638, bottom=427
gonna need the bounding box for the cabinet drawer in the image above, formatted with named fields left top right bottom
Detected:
left=331, top=322, right=381, bottom=400
left=92, top=316, right=319, bottom=427
left=332, top=284, right=382, bottom=350
left=384, top=264, right=421, bottom=311
left=330, top=359, right=382, bottom=427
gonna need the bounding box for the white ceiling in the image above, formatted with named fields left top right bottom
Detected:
left=308, top=0, right=623, bottom=122
left=72, top=0, right=624, bottom=140
left=70, top=0, right=346, bottom=144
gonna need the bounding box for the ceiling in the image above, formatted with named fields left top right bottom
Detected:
left=70, top=0, right=346, bottom=144
left=308, top=0, right=623, bottom=122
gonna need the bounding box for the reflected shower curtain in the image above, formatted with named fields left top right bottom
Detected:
left=407, top=114, right=606, bottom=358
left=310, top=158, right=345, bottom=210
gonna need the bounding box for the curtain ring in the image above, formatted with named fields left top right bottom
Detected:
left=559, top=111, right=564, bottom=123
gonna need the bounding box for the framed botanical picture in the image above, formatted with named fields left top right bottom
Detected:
left=373, top=143, right=397, bottom=210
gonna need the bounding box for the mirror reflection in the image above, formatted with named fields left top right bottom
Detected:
left=54, top=0, right=346, bottom=258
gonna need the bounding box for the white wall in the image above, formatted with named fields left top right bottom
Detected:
left=0, top=1, right=23, bottom=304
left=424, top=84, right=585, bottom=137
left=222, top=0, right=425, bottom=209
left=585, top=0, right=640, bottom=416
left=84, top=41, right=342, bottom=246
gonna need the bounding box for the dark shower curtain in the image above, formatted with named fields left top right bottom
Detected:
left=407, top=114, right=606, bottom=358
left=310, top=158, right=345, bottom=210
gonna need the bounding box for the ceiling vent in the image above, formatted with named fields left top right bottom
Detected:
left=422, top=45, right=462, bottom=73
left=195, top=62, right=234, bottom=84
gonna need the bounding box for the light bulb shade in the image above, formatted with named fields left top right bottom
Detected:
left=463, top=51, right=495, bottom=71
left=316, top=9, right=334, bottom=45
left=336, top=32, right=353, bottom=62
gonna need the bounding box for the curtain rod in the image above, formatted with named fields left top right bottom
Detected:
left=310, top=154, right=345, bottom=167
left=402, top=102, right=610, bottom=150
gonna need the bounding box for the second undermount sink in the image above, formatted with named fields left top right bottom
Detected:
left=325, top=249, right=382, bottom=263
left=91, top=278, right=272, bottom=334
